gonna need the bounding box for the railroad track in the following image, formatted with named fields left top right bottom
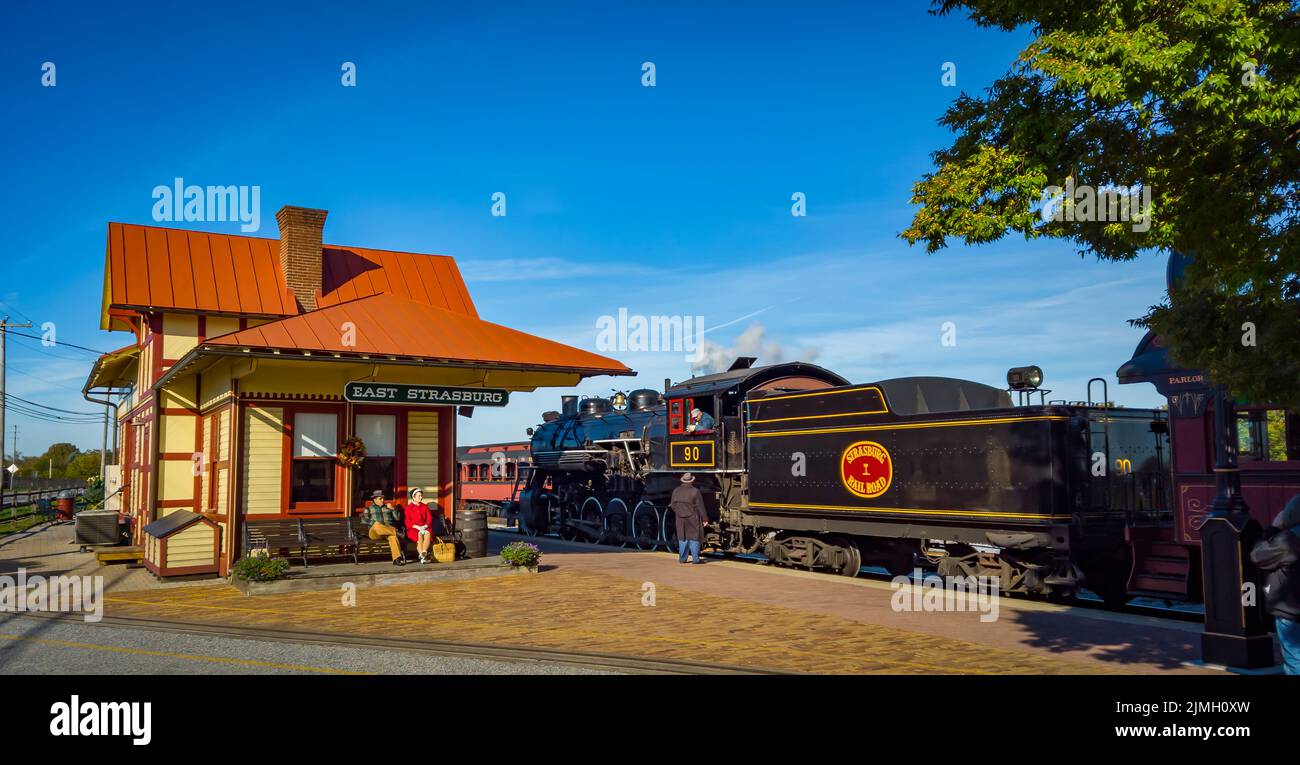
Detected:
left=493, top=524, right=1206, bottom=623
left=11, top=610, right=783, bottom=675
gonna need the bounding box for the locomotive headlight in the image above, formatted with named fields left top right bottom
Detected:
left=1007, top=365, right=1044, bottom=391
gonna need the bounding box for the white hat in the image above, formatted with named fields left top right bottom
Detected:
left=680, top=473, right=695, bottom=483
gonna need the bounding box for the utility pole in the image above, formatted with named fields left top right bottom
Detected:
left=0, top=317, right=34, bottom=506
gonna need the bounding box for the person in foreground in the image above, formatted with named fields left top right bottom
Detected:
left=1250, top=493, right=1300, bottom=675
left=362, top=489, right=407, bottom=565
left=670, top=473, right=708, bottom=564
left=403, top=487, right=447, bottom=564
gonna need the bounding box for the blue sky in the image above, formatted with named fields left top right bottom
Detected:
left=0, top=0, right=1168, bottom=455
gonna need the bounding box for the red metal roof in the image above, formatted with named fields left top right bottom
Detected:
left=204, top=293, right=631, bottom=376
left=101, top=223, right=477, bottom=327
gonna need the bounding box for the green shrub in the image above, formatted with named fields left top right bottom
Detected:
left=499, top=541, right=541, bottom=568
left=232, top=556, right=291, bottom=582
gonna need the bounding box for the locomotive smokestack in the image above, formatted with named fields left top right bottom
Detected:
left=561, top=395, right=578, bottom=416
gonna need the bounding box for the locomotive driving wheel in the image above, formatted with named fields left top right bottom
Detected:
left=603, top=498, right=630, bottom=548
left=579, top=497, right=604, bottom=543
left=558, top=502, right=579, bottom=541
left=659, top=506, right=678, bottom=551
left=630, top=501, right=660, bottom=550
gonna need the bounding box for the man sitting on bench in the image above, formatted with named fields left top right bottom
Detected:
left=362, top=489, right=408, bottom=566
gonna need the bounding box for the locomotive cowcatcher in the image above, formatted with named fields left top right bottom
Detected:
left=515, top=357, right=1172, bottom=604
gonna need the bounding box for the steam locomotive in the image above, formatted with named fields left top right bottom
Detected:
left=515, top=357, right=1172, bottom=604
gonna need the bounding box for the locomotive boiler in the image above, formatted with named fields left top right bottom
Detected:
left=515, top=357, right=1172, bottom=604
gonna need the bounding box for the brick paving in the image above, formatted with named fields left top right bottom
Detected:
left=6, top=525, right=1219, bottom=674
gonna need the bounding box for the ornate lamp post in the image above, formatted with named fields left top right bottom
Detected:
left=1199, top=388, right=1274, bottom=668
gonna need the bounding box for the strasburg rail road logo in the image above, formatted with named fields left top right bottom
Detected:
left=840, top=440, right=892, bottom=498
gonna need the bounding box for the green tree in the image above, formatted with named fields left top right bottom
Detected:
left=64, top=451, right=101, bottom=481
left=902, top=0, right=1300, bottom=404
left=18, top=442, right=80, bottom=477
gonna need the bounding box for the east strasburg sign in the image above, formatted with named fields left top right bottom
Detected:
left=344, top=382, right=510, bottom=407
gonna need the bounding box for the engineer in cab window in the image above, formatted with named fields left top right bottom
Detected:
left=687, top=407, right=715, bottom=433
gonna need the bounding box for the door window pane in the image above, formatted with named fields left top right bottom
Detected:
left=355, top=414, right=396, bottom=457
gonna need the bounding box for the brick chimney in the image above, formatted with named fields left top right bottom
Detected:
left=275, top=205, right=328, bottom=311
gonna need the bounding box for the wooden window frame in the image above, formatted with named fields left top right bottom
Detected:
left=282, top=404, right=346, bottom=514
left=350, top=406, right=409, bottom=512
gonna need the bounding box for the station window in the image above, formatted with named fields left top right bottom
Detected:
left=291, top=412, right=337, bottom=505
left=1236, top=408, right=1300, bottom=462
left=353, top=414, right=396, bottom=506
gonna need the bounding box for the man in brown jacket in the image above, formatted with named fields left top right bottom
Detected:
left=670, top=473, right=708, bottom=564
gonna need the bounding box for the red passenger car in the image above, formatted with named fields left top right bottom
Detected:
left=1118, top=331, right=1300, bottom=601
left=456, top=442, right=531, bottom=516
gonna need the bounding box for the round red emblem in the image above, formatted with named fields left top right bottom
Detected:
left=839, top=440, right=893, bottom=499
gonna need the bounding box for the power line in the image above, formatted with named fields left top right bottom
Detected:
left=4, top=404, right=102, bottom=425
left=0, top=300, right=35, bottom=326
left=6, top=364, right=93, bottom=394
left=4, top=399, right=102, bottom=421
left=2, top=392, right=101, bottom=416
left=7, top=330, right=108, bottom=356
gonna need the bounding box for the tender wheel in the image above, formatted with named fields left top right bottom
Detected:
left=631, top=501, right=659, bottom=550
left=603, top=498, right=630, bottom=548
left=659, top=506, right=678, bottom=551
left=833, top=536, right=862, bottom=577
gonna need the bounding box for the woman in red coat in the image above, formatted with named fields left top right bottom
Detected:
left=403, top=487, right=444, bottom=564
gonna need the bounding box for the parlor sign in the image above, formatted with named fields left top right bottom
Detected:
left=344, top=382, right=510, bottom=407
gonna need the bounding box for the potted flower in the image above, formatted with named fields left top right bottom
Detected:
left=499, top=541, right=541, bottom=570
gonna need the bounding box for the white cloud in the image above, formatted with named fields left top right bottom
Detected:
left=690, top=322, right=820, bottom=374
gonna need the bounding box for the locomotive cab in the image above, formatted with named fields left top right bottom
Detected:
left=654, top=360, right=851, bottom=478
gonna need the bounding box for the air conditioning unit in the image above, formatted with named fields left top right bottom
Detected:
left=75, top=510, right=122, bottom=546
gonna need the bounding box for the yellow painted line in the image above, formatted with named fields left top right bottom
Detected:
left=0, top=633, right=368, bottom=675
left=748, top=414, right=1069, bottom=438
left=747, top=501, right=1070, bottom=521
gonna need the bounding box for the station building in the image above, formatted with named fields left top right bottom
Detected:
left=83, top=205, right=630, bottom=577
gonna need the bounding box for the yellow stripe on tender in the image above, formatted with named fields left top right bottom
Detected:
left=747, top=414, right=1069, bottom=438
left=747, top=501, right=1071, bottom=521
left=749, top=385, right=886, bottom=404
left=749, top=409, right=891, bottom=424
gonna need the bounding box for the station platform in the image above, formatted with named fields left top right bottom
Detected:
left=71, top=529, right=1248, bottom=674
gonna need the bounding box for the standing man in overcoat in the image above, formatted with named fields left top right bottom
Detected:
left=671, top=473, right=708, bottom=564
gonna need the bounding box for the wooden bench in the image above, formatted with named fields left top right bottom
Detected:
left=300, top=518, right=358, bottom=565
left=243, top=519, right=307, bottom=567
left=244, top=516, right=456, bottom=566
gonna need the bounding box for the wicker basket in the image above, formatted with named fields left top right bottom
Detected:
left=432, top=538, right=456, bottom=563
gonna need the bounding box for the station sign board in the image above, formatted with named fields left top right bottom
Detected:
left=344, top=382, right=510, bottom=407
